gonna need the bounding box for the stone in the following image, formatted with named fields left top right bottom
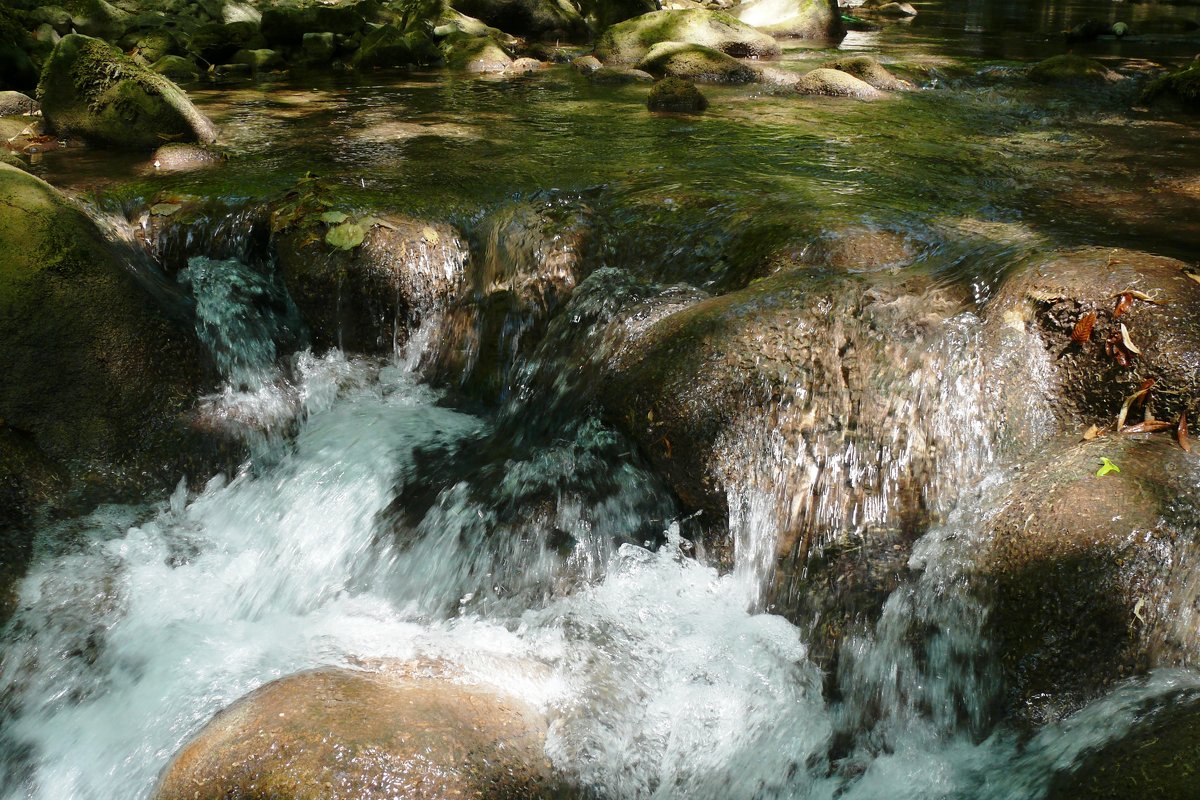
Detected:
left=731, top=0, right=842, bottom=39
left=443, top=34, right=513, bottom=71
left=232, top=47, right=283, bottom=71
left=507, top=56, right=546, bottom=72
left=857, top=0, right=917, bottom=17
left=1140, top=63, right=1200, bottom=112
left=977, top=435, right=1200, bottom=727
left=596, top=9, right=780, bottom=65
left=572, top=53, right=602, bottom=73
left=637, top=41, right=760, bottom=83
left=153, top=665, right=573, bottom=800
left=260, top=5, right=319, bottom=48
left=301, top=31, right=336, bottom=64
left=187, top=20, right=263, bottom=64
left=69, top=0, right=129, bottom=41
left=589, top=65, right=654, bottom=83
left=0, top=90, right=37, bottom=116
left=39, top=35, right=216, bottom=149
left=29, top=6, right=73, bottom=36
left=150, top=54, right=202, bottom=82
left=33, top=23, right=62, bottom=47
left=822, top=54, right=906, bottom=90
left=647, top=75, right=708, bottom=110
left=452, top=0, right=588, bottom=41
left=795, top=67, right=882, bottom=98
left=1028, top=54, right=1122, bottom=86
left=150, top=142, right=228, bottom=172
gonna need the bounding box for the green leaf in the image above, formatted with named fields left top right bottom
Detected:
left=150, top=202, right=182, bottom=216
left=1096, top=457, right=1121, bottom=477
left=319, top=210, right=349, bottom=225
left=325, top=222, right=366, bottom=251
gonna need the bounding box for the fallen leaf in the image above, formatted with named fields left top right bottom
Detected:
left=1082, top=424, right=1102, bottom=441
left=1120, top=420, right=1173, bottom=434
left=1133, top=597, right=1147, bottom=625
left=1071, top=311, right=1096, bottom=343
left=325, top=222, right=365, bottom=250
left=319, top=210, right=349, bottom=224
left=1119, top=323, right=1141, bottom=355
left=150, top=202, right=182, bottom=216
left=1096, top=457, right=1121, bottom=477
left=1113, top=293, right=1133, bottom=318
left=1125, top=289, right=1164, bottom=305
left=421, top=226, right=439, bottom=245
left=1180, top=409, right=1192, bottom=453
left=1116, top=379, right=1155, bottom=431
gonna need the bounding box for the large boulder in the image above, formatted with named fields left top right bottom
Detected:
left=977, top=436, right=1200, bottom=727
left=731, top=0, right=842, bottom=39
left=795, top=67, right=882, bottom=98
left=1028, top=54, right=1122, bottom=86
left=153, top=665, right=572, bottom=800
left=822, top=54, right=906, bottom=90
left=273, top=209, right=468, bottom=353
left=442, top=33, right=513, bottom=71
left=637, top=41, right=760, bottom=83
left=38, top=34, right=217, bottom=149
left=595, top=9, right=780, bottom=65
left=984, top=247, right=1200, bottom=429
left=452, top=0, right=588, bottom=41
left=0, top=162, right=219, bottom=508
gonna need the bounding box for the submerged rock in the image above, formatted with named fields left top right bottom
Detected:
left=795, top=67, right=882, bottom=98
left=647, top=76, right=709, bottom=110
left=985, top=247, right=1200, bottom=429
left=38, top=34, right=216, bottom=149
left=1027, top=54, right=1121, bottom=86
left=149, top=142, right=228, bottom=173
left=731, top=0, right=843, bottom=39
left=637, top=41, right=760, bottom=83
left=595, top=9, right=780, bottom=65
left=0, top=162, right=220, bottom=509
left=153, top=664, right=572, bottom=800
left=274, top=211, right=468, bottom=353
left=978, top=436, right=1200, bottom=727
left=588, top=65, right=654, bottom=83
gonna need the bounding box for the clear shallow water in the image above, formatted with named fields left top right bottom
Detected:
left=4, top=0, right=1200, bottom=796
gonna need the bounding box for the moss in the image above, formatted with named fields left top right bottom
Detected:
left=1140, top=63, right=1200, bottom=111
left=638, top=41, right=759, bottom=84
left=647, top=76, right=707, bottom=112
left=822, top=55, right=903, bottom=90
left=1028, top=54, right=1120, bottom=85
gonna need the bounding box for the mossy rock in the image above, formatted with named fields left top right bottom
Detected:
left=38, top=34, right=217, bottom=148
left=153, top=664, right=576, bottom=800
left=795, top=66, right=882, bottom=98
left=443, top=32, right=512, bottom=71
left=150, top=53, right=201, bottom=82
left=0, top=426, right=62, bottom=623
left=857, top=0, right=916, bottom=17
left=451, top=0, right=588, bottom=41
left=985, top=247, right=1200, bottom=429
left=260, top=5, right=319, bottom=48
left=354, top=23, right=440, bottom=68
left=579, top=0, right=657, bottom=33
left=128, top=29, right=179, bottom=65
left=67, top=0, right=129, bottom=41
left=731, top=0, right=842, bottom=40
left=637, top=41, right=759, bottom=83
left=822, top=54, right=905, bottom=90
left=589, top=65, right=653, bottom=83
left=977, top=436, right=1200, bottom=728
left=646, top=75, right=708, bottom=110
left=187, top=20, right=263, bottom=63
left=1140, top=63, right=1200, bottom=112
left=232, top=47, right=283, bottom=71
left=0, top=162, right=223, bottom=509
left=595, top=8, right=780, bottom=65
left=1028, top=53, right=1121, bottom=86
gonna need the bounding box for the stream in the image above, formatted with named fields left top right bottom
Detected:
left=3, top=0, right=1200, bottom=797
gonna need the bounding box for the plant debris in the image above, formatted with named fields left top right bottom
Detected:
left=1116, top=378, right=1155, bottom=430
left=1071, top=311, right=1097, bottom=343
left=1119, top=323, right=1141, bottom=355
left=1096, top=457, right=1120, bottom=477
left=1120, top=420, right=1173, bottom=434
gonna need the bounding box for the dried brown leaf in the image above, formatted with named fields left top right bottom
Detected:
left=1072, top=311, right=1097, bottom=343
left=1082, top=424, right=1102, bottom=441
left=1120, top=420, right=1173, bottom=434
left=1113, top=293, right=1133, bottom=318
left=1117, top=379, right=1156, bottom=430
left=1119, top=323, right=1141, bottom=355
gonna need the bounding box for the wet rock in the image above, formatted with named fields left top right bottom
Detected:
left=232, top=46, right=283, bottom=71
left=822, top=55, right=906, bottom=90
left=778, top=226, right=917, bottom=272
left=39, top=35, right=217, bottom=149
left=128, top=29, right=179, bottom=66
left=0, top=162, right=220, bottom=508
left=731, top=0, right=843, bottom=40
left=1140, top=63, right=1200, bottom=113
left=795, top=67, right=882, bottom=98
left=29, top=6, right=73, bottom=36
left=444, top=33, right=513, bottom=71
left=601, top=268, right=967, bottom=627
left=985, top=247, right=1200, bottom=428
left=149, top=142, right=228, bottom=173
left=637, top=41, right=759, bottom=83
left=584, top=0, right=658, bottom=31
left=260, top=5, right=319, bottom=48
left=596, top=9, right=780, bottom=65
left=429, top=194, right=592, bottom=401
left=69, top=0, right=129, bottom=41
left=647, top=75, right=709, bottom=110
left=572, top=53, right=602, bottom=72
left=150, top=54, right=201, bottom=82
left=0, top=90, right=37, bottom=116
left=153, top=664, right=572, bottom=800
left=507, top=56, right=547, bottom=73
left=452, top=0, right=588, bottom=41
left=301, top=30, right=336, bottom=64
left=354, top=24, right=420, bottom=68
left=274, top=213, right=468, bottom=353
left=977, top=436, right=1200, bottom=727
left=0, top=426, right=62, bottom=623
left=1045, top=690, right=1200, bottom=800
left=1028, top=54, right=1121, bottom=86
left=1064, top=18, right=1111, bottom=44
left=856, top=0, right=917, bottom=17
left=588, top=65, right=654, bottom=83
left=33, top=23, right=62, bottom=47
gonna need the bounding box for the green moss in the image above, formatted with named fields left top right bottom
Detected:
left=638, top=41, right=759, bottom=84
left=646, top=76, right=708, bottom=111
left=1140, top=63, right=1200, bottom=111
left=1028, top=54, right=1119, bottom=85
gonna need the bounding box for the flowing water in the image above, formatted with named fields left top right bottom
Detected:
left=4, top=0, right=1200, bottom=797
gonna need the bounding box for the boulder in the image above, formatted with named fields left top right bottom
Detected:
left=0, top=90, right=37, bottom=115
left=301, top=31, right=336, bottom=64
left=129, top=29, right=179, bottom=65
left=150, top=142, right=228, bottom=172
left=260, top=5, right=319, bottom=48
left=232, top=47, right=283, bottom=71
left=637, top=41, right=760, bottom=83
left=731, top=0, right=842, bottom=39
left=39, top=35, right=217, bottom=149
left=354, top=24, right=439, bottom=69
left=33, top=24, right=62, bottom=47
left=984, top=247, right=1200, bottom=428
left=857, top=0, right=917, bottom=17
left=795, top=67, right=882, bottom=98
left=977, top=436, right=1200, bottom=727
left=187, top=20, right=264, bottom=64
left=150, top=54, right=201, bottom=82
left=1140, top=63, right=1200, bottom=113
left=571, top=53, right=602, bottom=73
left=0, top=162, right=219, bottom=508
left=581, top=0, right=658, bottom=32
left=647, top=75, right=708, bottom=110
left=153, top=665, right=572, bottom=800
left=452, top=0, right=588, bottom=41
left=68, top=0, right=129, bottom=41
left=273, top=210, right=468, bottom=353
left=588, top=65, right=654, bottom=83
left=443, top=33, right=513, bottom=71
left=595, top=9, right=780, bottom=65
left=822, top=54, right=906, bottom=90
left=507, top=56, right=546, bottom=72
left=1028, top=54, right=1122, bottom=86
left=29, top=6, right=73, bottom=36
